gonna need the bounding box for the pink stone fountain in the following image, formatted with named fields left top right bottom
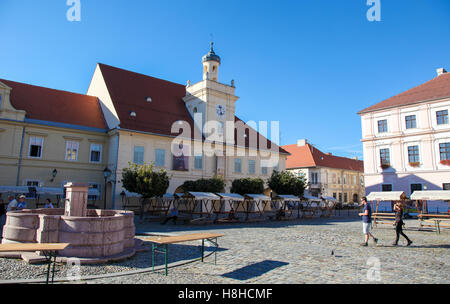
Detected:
left=1, top=183, right=141, bottom=263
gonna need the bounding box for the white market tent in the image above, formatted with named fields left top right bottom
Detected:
left=410, top=190, right=450, bottom=201
left=322, top=196, right=337, bottom=202
left=366, top=191, right=408, bottom=201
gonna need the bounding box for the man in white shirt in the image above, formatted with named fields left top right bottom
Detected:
left=6, top=196, right=18, bottom=212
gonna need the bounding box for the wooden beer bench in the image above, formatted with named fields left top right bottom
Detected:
left=0, top=243, right=69, bottom=284
left=373, top=213, right=396, bottom=227
left=419, top=214, right=450, bottom=234
left=144, top=233, right=224, bottom=276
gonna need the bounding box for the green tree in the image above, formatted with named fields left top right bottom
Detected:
left=268, top=170, right=306, bottom=197
left=121, top=162, right=170, bottom=198
left=181, top=177, right=225, bottom=193
left=230, top=178, right=265, bottom=195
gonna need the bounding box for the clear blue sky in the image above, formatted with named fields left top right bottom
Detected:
left=1, top=0, right=449, bottom=160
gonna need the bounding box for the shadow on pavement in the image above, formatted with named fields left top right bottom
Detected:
left=221, top=260, right=289, bottom=281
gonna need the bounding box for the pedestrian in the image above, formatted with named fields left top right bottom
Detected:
left=358, top=196, right=378, bottom=246
left=392, top=202, right=413, bottom=246
left=16, top=195, right=27, bottom=210
left=6, top=195, right=18, bottom=212
left=0, top=198, right=6, bottom=234
left=44, top=198, right=54, bottom=209
left=161, top=206, right=178, bottom=225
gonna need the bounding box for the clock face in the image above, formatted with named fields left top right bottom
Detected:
left=216, top=104, right=226, bottom=117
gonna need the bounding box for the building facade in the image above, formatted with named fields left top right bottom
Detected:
left=282, top=139, right=365, bottom=203
left=358, top=68, right=450, bottom=196
left=0, top=79, right=110, bottom=207
left=0, top=44, right=288, bottom=209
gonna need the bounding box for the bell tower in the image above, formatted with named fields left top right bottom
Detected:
left=202, top=42, right=221, bottom=82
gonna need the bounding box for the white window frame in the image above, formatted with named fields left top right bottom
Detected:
left=89, top=144, right=102, bottom=163
left=155, top=149, right=166, bottom=167
left=248, top=159, right=256, bottom=175
left=234, top=158, right=242, bottom=173
left=28, top=136, right=44, bottom=159
left=133, top=146, right=145, bottom=165
left=194, top=155, right=203, bottom=170
left=88, top=182, right=101, bottom=201
left=65, top=141, right=80, bottom=161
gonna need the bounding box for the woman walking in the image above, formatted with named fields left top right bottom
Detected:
left=393, top=202, right=413, bottom=246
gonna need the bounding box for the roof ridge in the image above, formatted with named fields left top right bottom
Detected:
left=98, top=63, right=186, bottom=88
left=0, top=78, right=97, bottom=101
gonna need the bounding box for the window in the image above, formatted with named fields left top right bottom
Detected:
left=437, top=110, right=448, bottom=125
left=261, top=166, right=268, bottom=175
left=410, top=184, right=422, bottom=194
left=332, top=173, right=337, bottom=184
left=133, top=146, right=144, bottom=165
left=29, top=136, right=44, bottom=158
left=310, top=172, right=319, bottom=184
left=378, top=120, right=388, bottom=133
left=155, top=149, right=165, bottom=167
left=248, top=160, right=256, bottom=174
left=218, top=121, right=224, bottom=135
left=194, top=155, right=203, bottom=170
left=338, top=193, right=342, bottom=202
left=337, top=177, right=341, bottom=184
left=234, top=158, right=242, bottom=173
left=380, top=148, right=390, bottom=166
left=343, top=174, right=347, bottom=184
left=333, top=193, right=337, bottom=199
left=443, top=183, right=450, bottom=190
left=407, top=145, right=420, bottom=163
left=382, top=184, right=392, bottom=192
left=344, top=193, right=348, bottom=203
left=25, top=180, right=39, bottom=199
left=90, top=144, right=102, bottom=163
left=405, top=115, right=417, bottom=129
left=88, top=183, right=101, bottom=201
left=65, top=141, right=79, bottom=161
left=353, top=175, right=357, bottom=185
left=439, top=143, right=450, bottom=161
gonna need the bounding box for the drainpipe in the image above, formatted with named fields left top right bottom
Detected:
left=111, top=130, right=120, bottom=209
left=16, top=126, right=26, bottom=186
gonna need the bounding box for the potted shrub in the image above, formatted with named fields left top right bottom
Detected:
left=380, top=164, right=390, bottom=170
left=440, top=160, right=450, bottom=166
left=409, top=162, right=420, bottom=167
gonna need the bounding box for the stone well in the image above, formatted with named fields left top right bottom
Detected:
left=0, top=183, right=141, bottom=263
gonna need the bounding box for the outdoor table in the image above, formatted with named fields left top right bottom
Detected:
left=144, top=233, right=224, bottom=276
left=0, top=243, right=69, bottom=284
left=418, top=214, right=450, bottom=234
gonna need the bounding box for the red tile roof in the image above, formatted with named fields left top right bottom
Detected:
left=282, top=143, right=363, bottom=172
left=1, top=79, right=107, bottom=130
left=98, top=63, right=288, bottom=154
left=358, top=72, right=450, bottom=114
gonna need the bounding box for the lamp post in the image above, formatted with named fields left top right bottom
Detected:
left=103, top=167, right=112, bottom=209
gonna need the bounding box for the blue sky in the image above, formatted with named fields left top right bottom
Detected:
left=1, top=0, right=449, bottom=159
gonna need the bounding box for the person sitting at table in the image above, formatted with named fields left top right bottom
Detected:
left=44, top=199, right=54, bottom=209
left=228, top=208, right=238, bottom=220
left=161, top=206, right=178, bottom=225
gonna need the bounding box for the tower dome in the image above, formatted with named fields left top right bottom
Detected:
left=202, top=42, right=221, bottom=64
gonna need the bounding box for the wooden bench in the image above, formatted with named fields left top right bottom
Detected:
left=373, top=213, right=396, bottom=227
left=144, top=233, right=224, bottom=276
left=0, top=243, right=69, bottom=284
left=419, top=214, right=450, bottom=234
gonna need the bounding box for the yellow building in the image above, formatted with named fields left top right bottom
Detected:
left=0, top=79, right=110, bottom=208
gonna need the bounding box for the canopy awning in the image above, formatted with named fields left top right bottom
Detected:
left=120, top=190, right=141, bottom=198
left=302, top=194, right=322, bottom=202
left=366, top=191, right=408, bottom=201
left=183, top=192, right=220, bottom=200
left=244, top=194, right=271, bottom=201
left=0, top=186, right=31, bottom=194
left=36, top=187, right=64, bottom=195
left=215, top=193, right=245, bottom=201
left=162, top=193, right=180, bottom=199
left=410, top=190, right=450, bottom=201
left=274, top=194, right=300, bottom=202
left=322, top=196, right=337, bottom=202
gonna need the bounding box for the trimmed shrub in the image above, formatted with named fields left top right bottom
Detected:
left=181, top=177, right=225, bottom=193
left=268, top=170, right=306, bottom=197
left=121, top=162, right=170, bottom=198
left=230, top=178, right=265, bottom=195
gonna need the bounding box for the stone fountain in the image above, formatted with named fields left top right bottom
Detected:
left=1, top=183, right=142, bottom=264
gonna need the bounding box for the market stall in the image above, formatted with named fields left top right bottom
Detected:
left=366, top=191, right=408, bottom=227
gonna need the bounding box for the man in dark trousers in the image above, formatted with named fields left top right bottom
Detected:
left=358, top=197, right=378, bottom=246
left=161, top=206, right=178, bottom=225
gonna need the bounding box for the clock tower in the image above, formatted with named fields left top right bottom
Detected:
left=184, top=42, right=239, bottom=136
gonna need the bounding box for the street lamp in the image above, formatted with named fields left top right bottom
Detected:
left=50, top=169, right=58, bottom=182
left=103, top=167, right=112, bottom=209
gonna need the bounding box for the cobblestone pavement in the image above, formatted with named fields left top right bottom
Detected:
left=83, top=215, right=449, bottom=284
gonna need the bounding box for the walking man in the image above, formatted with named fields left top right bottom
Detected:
left=359, top=197, right=378, bottom=246
left=161, top=206, right=178, bottom=225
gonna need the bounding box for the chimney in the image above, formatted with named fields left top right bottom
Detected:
left=326, top=152, right=332, bottom=156
left=297, top=139, right=307, bottom=147
left=437, top=68, right=447, bottom=76
left=353, top=156, right=358, bottom=160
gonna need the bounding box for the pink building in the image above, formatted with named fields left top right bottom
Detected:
left=358, top=68, right=450, bottom=196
